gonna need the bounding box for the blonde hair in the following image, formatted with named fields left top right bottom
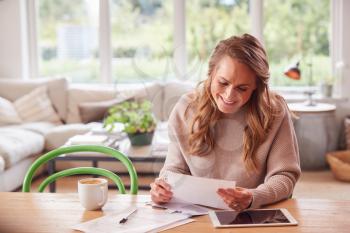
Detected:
left=187, top=34, right=283, bottom=172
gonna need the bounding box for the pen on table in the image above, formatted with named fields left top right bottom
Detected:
left=118, top=208, right=137, bottom=224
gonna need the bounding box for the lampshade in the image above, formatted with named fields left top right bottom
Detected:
left=283, top=60, right=316, bottom=106
left=284, top=61, right=301, bottom=80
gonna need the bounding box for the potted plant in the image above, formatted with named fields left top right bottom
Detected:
left=103, top=100, right=157, bottom=146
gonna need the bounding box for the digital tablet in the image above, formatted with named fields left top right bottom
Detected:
left=209, top=208, right=298, bottom=228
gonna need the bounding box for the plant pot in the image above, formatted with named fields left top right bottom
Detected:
left=321, top=83, right=333, bottom=98
left=127, top=132, right=154, bottom=146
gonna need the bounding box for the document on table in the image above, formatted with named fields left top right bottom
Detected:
left=72, top=206, right=192, bottom=233
left=150, top=201, right=212, bottom=216
left=68, top=135, right=108, bottom=145
left=164, top=171, right=235, bottom=210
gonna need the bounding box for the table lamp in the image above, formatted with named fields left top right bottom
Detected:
left=284, top=61, right=316, bottom=106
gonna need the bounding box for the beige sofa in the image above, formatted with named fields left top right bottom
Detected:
left=0, top=77, right=194, bottom=191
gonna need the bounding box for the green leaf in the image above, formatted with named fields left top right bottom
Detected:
left=103, top=99, right=156, bottom=134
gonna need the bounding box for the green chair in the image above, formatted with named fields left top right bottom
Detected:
left=22, top=145, right=138, bottom=194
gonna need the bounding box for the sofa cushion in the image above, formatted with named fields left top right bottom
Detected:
left=162, top=81, right=195, bottom=120
left=0, top=77, right=68, bottom=122
left=14, top=86, right=62, bottom=124
left=45, top=124, right=93, bottom=151
left=115, top=82, right=163, bottom=121
left=0, top=96, right=22, bottom=126
left=17, top=122, right=58, bottom=136
left=78, top=95, right=134, bottom=124
left=134, top=82, right=163, bottom=121
left=67, top=86, right=117, bottom=123
left=0, top=127, right=44, bottom=169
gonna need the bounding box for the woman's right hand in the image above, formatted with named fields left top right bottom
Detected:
left=150, top=178, right=173, bottom=204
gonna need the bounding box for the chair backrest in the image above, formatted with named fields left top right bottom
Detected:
left=22, top=145, right=138, bottom=194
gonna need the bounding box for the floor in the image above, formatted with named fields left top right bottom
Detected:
left=31, top=170, right=350, bottom=199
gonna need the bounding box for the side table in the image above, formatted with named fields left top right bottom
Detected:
left=288, top=103, right=338, bottom=170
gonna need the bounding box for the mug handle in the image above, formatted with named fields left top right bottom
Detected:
left=98, top=185, right=106, bottom=206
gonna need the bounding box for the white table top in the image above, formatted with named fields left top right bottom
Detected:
left=288, top=102, right=336, bottom=113
left=2, top=193, right=350, bottom=233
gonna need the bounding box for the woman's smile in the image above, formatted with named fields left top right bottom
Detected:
left=219, top=95, right=237, bottom=105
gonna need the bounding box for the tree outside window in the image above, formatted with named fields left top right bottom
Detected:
left=37, top=0, right=331, bottom=87
left=264, top=0, right=331, bottom=86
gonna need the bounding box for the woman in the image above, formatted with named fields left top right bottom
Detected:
left=150, top=34, right=301, bottom=211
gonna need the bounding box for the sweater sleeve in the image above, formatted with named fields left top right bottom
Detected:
left=159, top=95, right=191, bottom=178
left=249, top=106, right=301, bottom=208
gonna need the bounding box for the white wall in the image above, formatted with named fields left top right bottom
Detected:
left=0, top=0, right=28, bottom=79
left=341, top=0, right=350, bottom=99
left=334, top=0, right=350, bottom=148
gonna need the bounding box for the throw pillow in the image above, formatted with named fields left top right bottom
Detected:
left=0, top=96, right=22, bottom=126
left=78, top=96, right=134, bottom=124
left=0, top=77, right=68, bottom=121
left=14, top=86, right=61, bottom=124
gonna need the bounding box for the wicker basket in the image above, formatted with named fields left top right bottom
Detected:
left=326, top=150, right=350, bottom=182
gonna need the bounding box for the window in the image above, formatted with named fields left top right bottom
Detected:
left=186, top=0, right=250, bottom=81
left=264, top=0, right=331, bottom=86
left=33, top=0, right=333, bottom=87
left=111, top=0, right=173, bottom=83
left=37, top=0, right=99, bottom=82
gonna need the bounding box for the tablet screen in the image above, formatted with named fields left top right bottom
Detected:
left=216, top=209, right=290, bottom=225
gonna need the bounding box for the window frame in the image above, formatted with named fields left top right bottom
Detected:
left=27, top=0, right=343, bottom=97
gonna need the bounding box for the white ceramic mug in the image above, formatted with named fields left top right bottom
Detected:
left=78, top=178, right=108, bottom=211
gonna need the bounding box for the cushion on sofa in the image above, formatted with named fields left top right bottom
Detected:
left=78, top=95, right=134, bottom=124
left=45, top=124, right=93, bottom=151
left=162, top=81, right=195, bottom=120
left=0, top=77, right=68, bottom=122
left=13, top=86, right=62, bottom=124
left=17, top=122, right=58, bottom=135
left=66, top=86, right=118, bottom=123
left=133, top=82, right=163, bottom=121
left=115, top=82, right=163, bottom=121
left=0, top=127, right=44, bottom=169
left=67, top=83, right=163, bottom=123
left=0, top=96, right=22, bottom=126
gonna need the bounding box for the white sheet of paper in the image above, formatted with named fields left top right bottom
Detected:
left=150, top=202, right=211, bottom=216
left=164, top=171, right=235, bottom=209
left=150, top=218, right=195, bottom=232
left=72, top=206, right=190, bottom=233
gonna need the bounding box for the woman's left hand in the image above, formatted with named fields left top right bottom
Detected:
left=217, top=187, right=253, bottom=211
